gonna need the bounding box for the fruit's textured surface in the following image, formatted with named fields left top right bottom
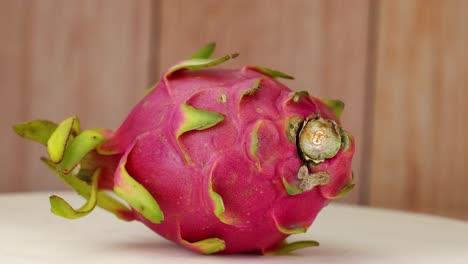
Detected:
left=13, top=44, right=355, bottom=255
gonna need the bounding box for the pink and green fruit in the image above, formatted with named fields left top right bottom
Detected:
left=13, top=43, right=355, bottom=255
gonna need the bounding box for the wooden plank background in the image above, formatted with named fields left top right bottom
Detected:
left=0, top=0, right=153, bottom=191
left=369, top=0, right=468, bottom=219
left=0, top=0, right=466, bottom=220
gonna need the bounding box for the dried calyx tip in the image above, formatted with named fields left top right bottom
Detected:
left=296, top=165, right=330, bottom=191
left=297, top=115, right=342, bottom=164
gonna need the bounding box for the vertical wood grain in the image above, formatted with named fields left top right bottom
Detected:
left=0, top=0, right=153, bottom=192
left=156, top=0, right=371, bottom=204
left=370, top=0, right=468, bottom=219
left=0, top=0, right=30, bottom=192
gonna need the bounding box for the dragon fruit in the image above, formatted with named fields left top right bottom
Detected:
left=13, top=43, right=355, bottom=255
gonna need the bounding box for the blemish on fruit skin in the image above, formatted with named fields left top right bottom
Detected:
left=312, top=131, right=326, bottom=145
left=256, top=108, right=263, bottom=113
left=218, top=94, right=227, bottom=103
left=296, top=166, right=330, bottom=192
left=292, top=95, right=303, bottom=103
left=307, top=130, right=329, bottom=146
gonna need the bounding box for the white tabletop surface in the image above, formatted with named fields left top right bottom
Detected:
left=1, top=192, right=467, bottom=264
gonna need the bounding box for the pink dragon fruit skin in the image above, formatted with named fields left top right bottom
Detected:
left=13, top=43, right=355, bottom=255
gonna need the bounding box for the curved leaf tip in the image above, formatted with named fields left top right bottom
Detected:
left=272, top=213, right=309, bottom=235
left=114, top=150, right=164, bottom=224
left=329, top=172, right=355, bottom=199
left=47, top=117, right=77, bottom=163
left=177, top=103, right=225, bottom=137
left=176, top=103, right=225, bottom=163
left=282, top=177, right=302, bottom=195
left=323, top=99, right=345, bottom=120
left=42, top=157, right=134, bottom=221
left=208, top=180, right=225, bottom=221
left=166, top=53, right=239, bottom=77
left=249, top=66, right=294, bottom=80
left=13, top=120, right=58, bottom=145
left=181, top=237, right=226, bottom=254
left=58, top=129, right=106, bottom=174
left=190, top=42, right=216, bottom=59
left=49, top=168, right=100, bottom=219
left=265, top=240, right=319, bottom=255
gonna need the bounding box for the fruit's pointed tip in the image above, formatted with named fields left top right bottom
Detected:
left=323, top=99, right=345, bottom=120
left=12, top=121, right=33, bottom=136
left=13, top=119, right=59, bottom=145
left=207, top=42, right=216, bottom=48
left=280, top=71, right=294, bottom=80
left=248, top=66, right=294, bottom=80
left=12, top=123, right=22, bottom=135
left=190, top=42, right=218, bottom=59
left=265, top=240, right=320, bottom=256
